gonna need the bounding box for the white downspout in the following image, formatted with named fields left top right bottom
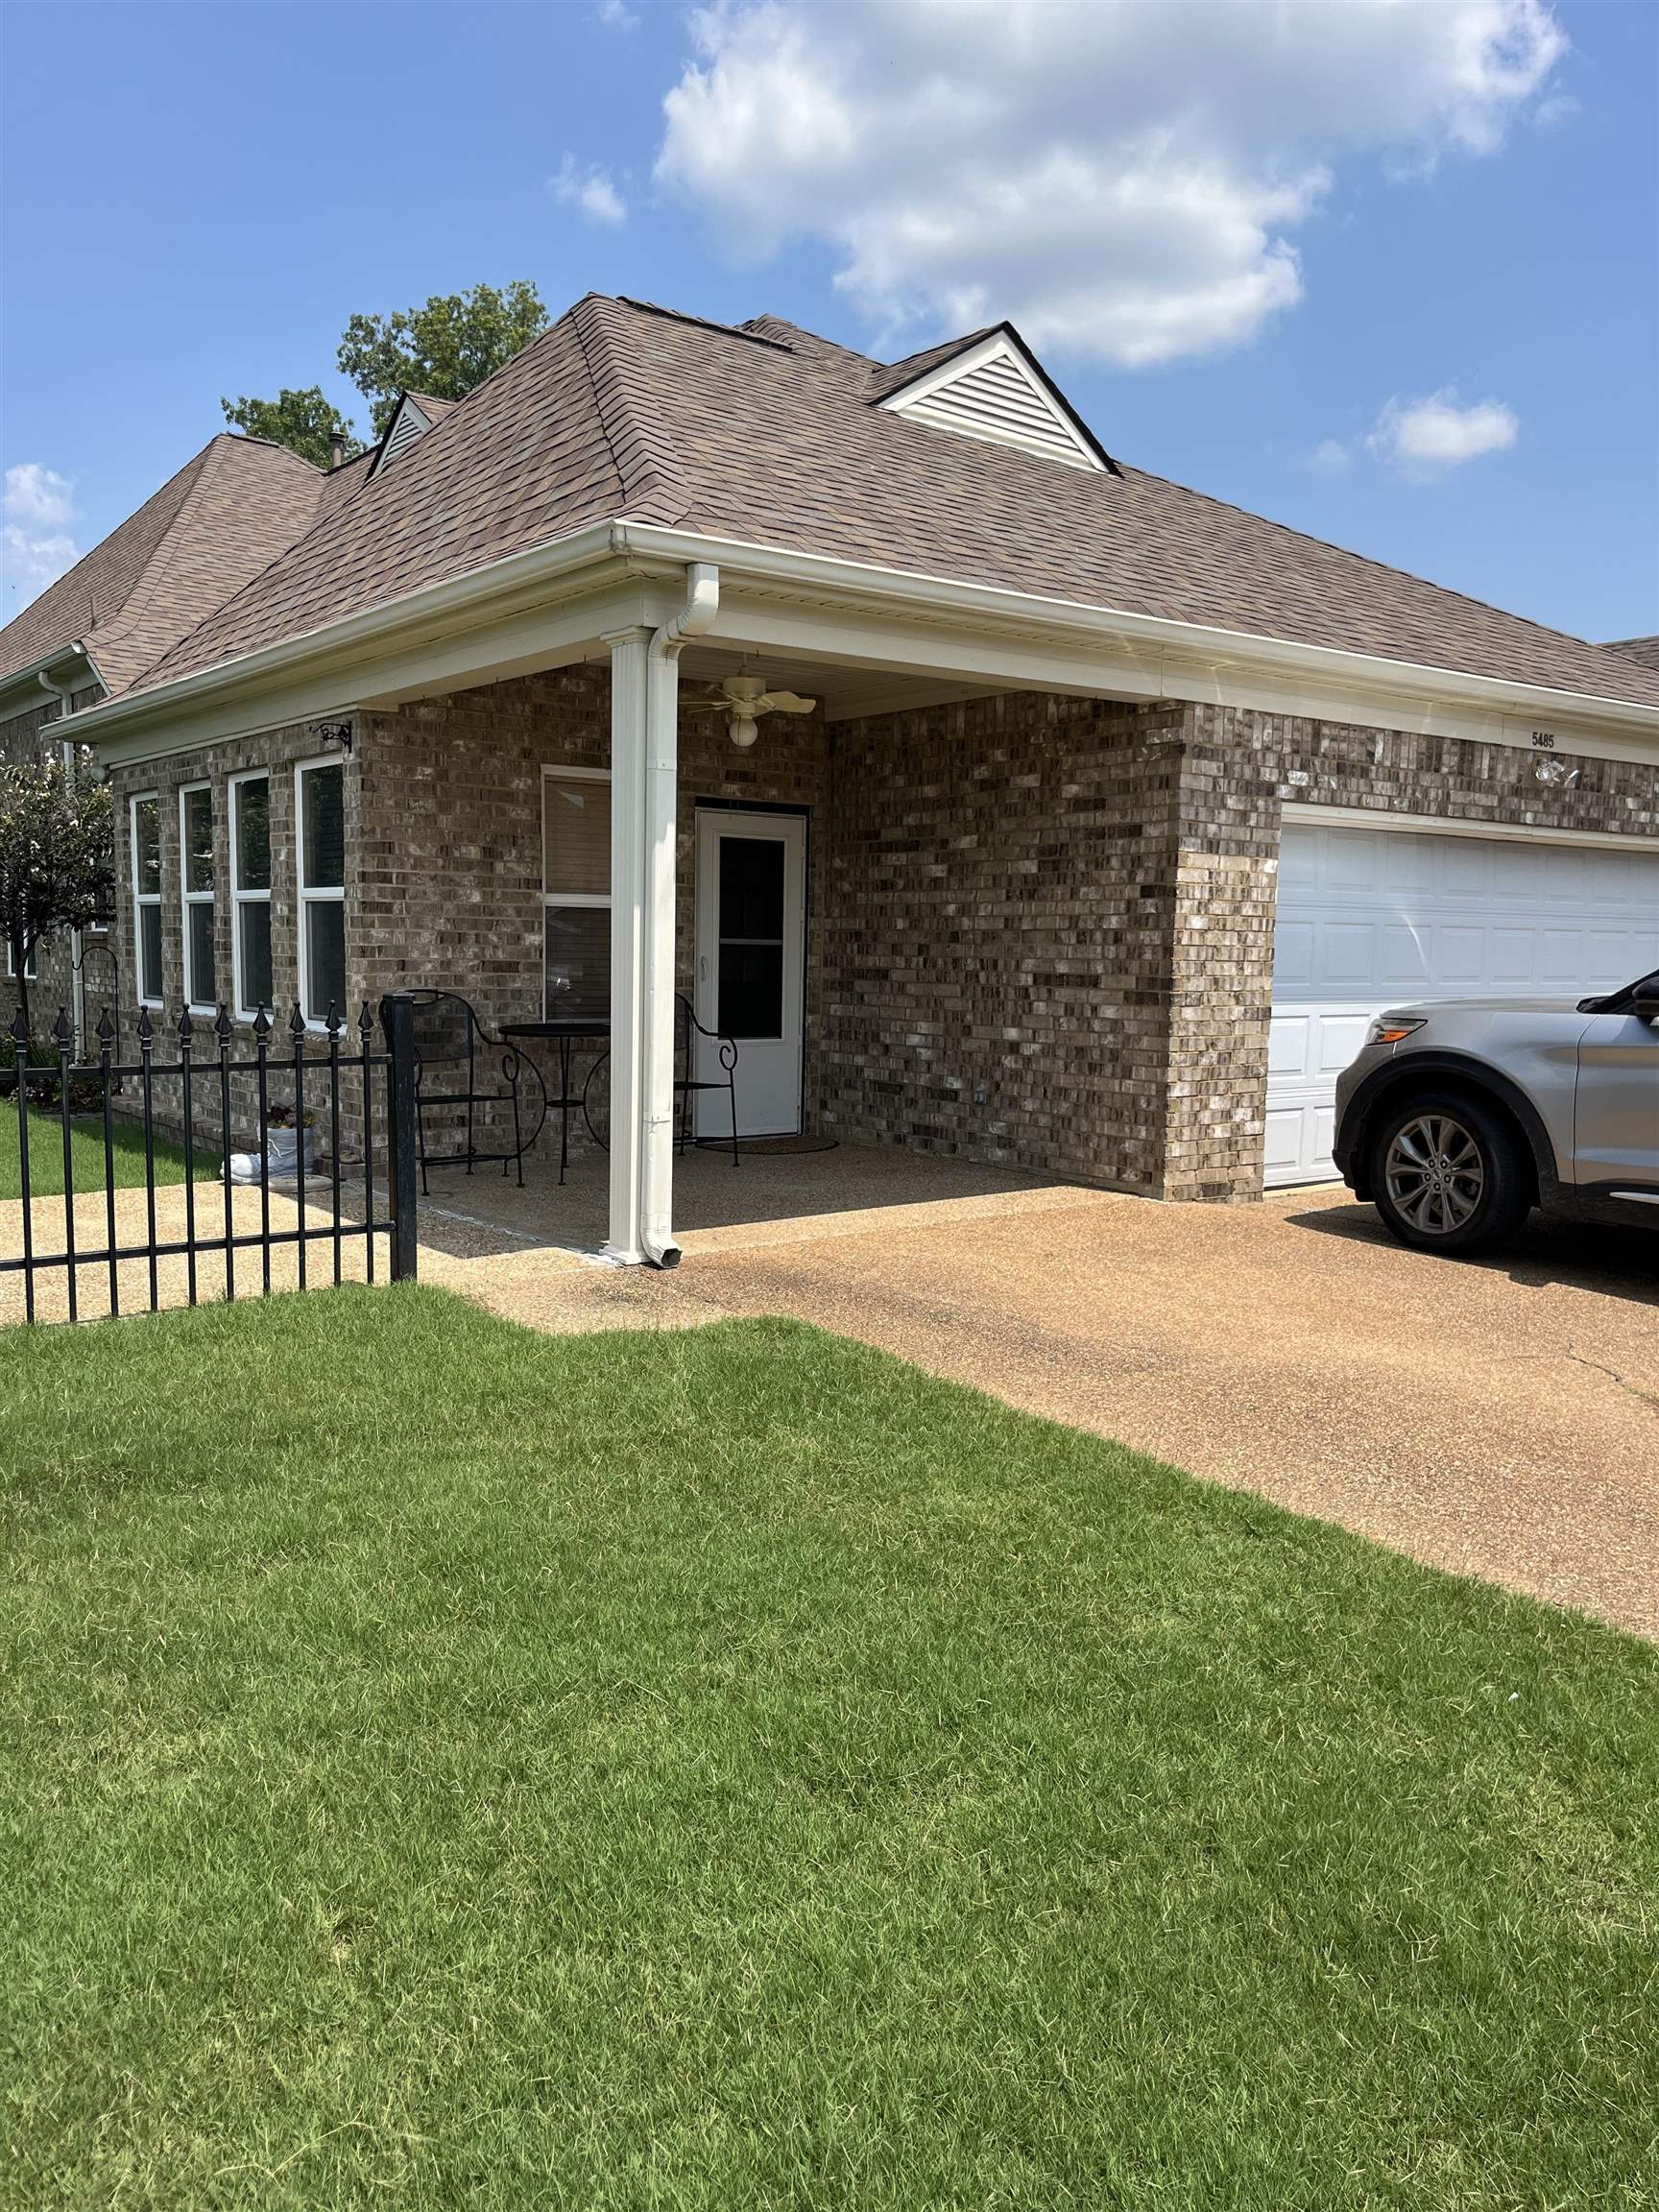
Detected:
left=637, top=562, right=719, bottom=1266
left=38, top=666, right=85, bottom=1052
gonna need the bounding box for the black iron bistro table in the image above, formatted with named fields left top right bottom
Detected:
left=500, top=1016, right=612, bottom=1185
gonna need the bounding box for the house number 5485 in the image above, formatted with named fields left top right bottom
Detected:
left=1531, top=731, right=1557, bottom=749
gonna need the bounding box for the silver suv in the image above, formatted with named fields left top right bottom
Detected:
left=1333, top=968, right=1659, bottom=1256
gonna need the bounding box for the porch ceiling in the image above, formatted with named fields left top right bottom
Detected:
left=673, top=640, right=1046, bottom=724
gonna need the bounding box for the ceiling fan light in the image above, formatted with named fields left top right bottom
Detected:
left=729, top=713, right=759, bottom=750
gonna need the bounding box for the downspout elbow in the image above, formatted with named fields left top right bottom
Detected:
left=652, top=562, right=719, bottom=659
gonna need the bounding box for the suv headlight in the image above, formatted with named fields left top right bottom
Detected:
left=1366, top=1015, right=1427, bottom=1046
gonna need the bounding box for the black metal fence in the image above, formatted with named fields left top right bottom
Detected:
left=3, top=994, right=420, bottom=1325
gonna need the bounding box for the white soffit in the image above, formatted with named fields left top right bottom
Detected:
left=878, top=329, right=1105, bottom=473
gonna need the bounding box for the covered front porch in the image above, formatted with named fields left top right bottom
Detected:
left=344, top=550, right=1229, bottom=1264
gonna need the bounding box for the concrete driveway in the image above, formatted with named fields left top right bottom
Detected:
left=425, top=1153, right=1659, bottom=1641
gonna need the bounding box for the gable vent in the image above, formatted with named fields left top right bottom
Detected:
left=879, top=329, right=1105, bottom=472
left=374, top=395, right=437, bottom=473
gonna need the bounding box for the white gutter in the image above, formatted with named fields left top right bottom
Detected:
left=638, top=562, right=719, bottom=1266
left=610, top=523, right=1659, bottom=737
left=51, top=513, right=1659, bottom=750
left=52, top=522, right=628, bottom=741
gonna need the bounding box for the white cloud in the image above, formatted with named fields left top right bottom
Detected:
left=553, top=155, right=627, bottom=226
left=656, top=0, right=1567, bottom=367
left=1367, top=388, right=1520, bottom=479
left=2, top=464, right=80, bottom=608
left=1309, top=438, right=1353, bottom=476
left=5, top=462, right=75, bottom=530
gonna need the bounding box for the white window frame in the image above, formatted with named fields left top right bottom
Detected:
left=180, top=781, right=218, bottom=1015
left=295, top=755, right=348, bottom=1033
left=6, top=937, right=39, bottom=981
left=131, top=789, right=162, bottom=1008
left=541, top=763, right=612, bottom=1015
left=229, top=768, right=273, bottom=1023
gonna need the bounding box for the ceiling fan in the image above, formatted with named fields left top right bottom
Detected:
left=681, top=669, right=818, bottom=749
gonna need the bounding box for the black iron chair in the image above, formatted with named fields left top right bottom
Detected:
left=406, top=990, right=547, bottom=1194
left=581, top=994, right=741, bottom=1166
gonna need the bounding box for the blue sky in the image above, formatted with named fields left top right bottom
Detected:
left=3, top=0, right=1655, bottom=644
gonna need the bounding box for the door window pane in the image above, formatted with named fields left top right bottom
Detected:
left=139, top=904, right=163, bottom=1001
left=187, top=902, right=217, bottom=1006
left=719, top=837, right=784, bottom=941
left=718, top=942, right=784, bottom=1040
left=301, top=764, right=345, bottom=891
left=133, top=796, right=160, bottom=895
left=543, top=778, right=611, bottom=899
left=544, top=906, right=610, bottom=1018
left=239, top=902, right=273, bottom=1011
left=236, top=779, right=271, bottom=891
left=183, top=787, right=214, bottom=894
left=304, top=902, right=346, bottom=1022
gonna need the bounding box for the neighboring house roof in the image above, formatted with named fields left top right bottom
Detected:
left=19, top=296, right=1659, bottom=715
left=0, top=434, right=336, bottom=697
left=1602, top=636, right=1659, bottom=674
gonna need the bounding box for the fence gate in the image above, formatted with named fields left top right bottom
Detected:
left=3, top=994, right=420, bottom=1326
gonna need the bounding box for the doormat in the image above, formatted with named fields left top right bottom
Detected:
left=693, top=1135, right=841, bottom=1158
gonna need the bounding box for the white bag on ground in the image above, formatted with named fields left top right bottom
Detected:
left=229, top=1127, right=315, bottom=1183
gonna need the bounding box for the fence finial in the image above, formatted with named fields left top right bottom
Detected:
left=8, top=1008, right=28, bottom=1048
left=179, top=1006, right=195, bottom=1045
left=252, top=1006, right=272, bottom=1042
left=95, top=1006, right=114, bottom=1051
left=137, top=1006, right=154, bottom=1046
left=358, top=1003, right=374, bottom=1046
left=325, top=1002, right=342, bottom=1039
left=288, top=1003, right=306, bottom=1039
left=53, top=1007, right=72, bottom=1048
left=214, top=1005, right=233, bottom=1044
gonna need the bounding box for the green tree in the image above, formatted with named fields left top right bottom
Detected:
left=220, top=387, right=364, bottom=470
left=336, top=280, right=549, bottom=436
left=0, top=751, right=113, bottom=1039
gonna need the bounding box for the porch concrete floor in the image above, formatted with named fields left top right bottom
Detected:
left=419, top=1142, right=1659, bottom=1642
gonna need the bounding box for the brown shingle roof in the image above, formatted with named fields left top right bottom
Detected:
left=1602, top=636, right=1659, bottom=675
left=77, top=296, right=1659, bottom=711
left=0, top=435, right=329, bottom=695
left=131, top=309, right=627, bottom=693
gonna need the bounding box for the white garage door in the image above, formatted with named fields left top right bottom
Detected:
left=1265, top=821, right=1659, bottom=1188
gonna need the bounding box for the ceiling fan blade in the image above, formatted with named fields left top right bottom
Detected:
left=755, top=690, right=817, bottom=715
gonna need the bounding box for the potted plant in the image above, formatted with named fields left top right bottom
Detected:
left=229, top=1101, right=316, bottom=1183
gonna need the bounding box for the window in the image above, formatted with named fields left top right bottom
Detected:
left=231, top=771, right=273, bottom=1019
left=6, top=938, right=39, bottom=981
left=131, top=791, right=162, bottom=1005
left=180, top=782, right=218, bottom=1012
left=296, top=758, right=347, bottom=1027
left=541, top=767, right=610, bottom=1018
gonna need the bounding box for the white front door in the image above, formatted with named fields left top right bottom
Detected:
left=1266, top=820, right=1659, bottom=1188
left=694, top=809, right=806, bottom=1138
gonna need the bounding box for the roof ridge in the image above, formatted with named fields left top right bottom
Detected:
left=0, top=444, right=212, bottom=675
left=90, top=439, right=277, bottom=661
left=571, top=296, right=688, bottom=520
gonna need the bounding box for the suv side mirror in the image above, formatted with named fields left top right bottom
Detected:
left=1632, top=978, right=1659, bottom=1024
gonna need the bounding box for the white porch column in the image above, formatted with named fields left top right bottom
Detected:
left=604, top=566, right=719, bottom=1267
left=604, top=626, right=652, bottom=1265
left=638, top=639, right=683, bottom=1266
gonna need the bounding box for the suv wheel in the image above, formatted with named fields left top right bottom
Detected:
left=1368, top=1090, right=1531, bottom=1257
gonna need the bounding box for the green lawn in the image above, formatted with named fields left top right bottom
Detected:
left=3, top=1288, right=1654, bottom=2210
left=0, top=1104, right=201, bottom=1201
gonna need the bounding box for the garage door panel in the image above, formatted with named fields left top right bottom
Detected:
left=1266, top=823, right=1659, bottom=1189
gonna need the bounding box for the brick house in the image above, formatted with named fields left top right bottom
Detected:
left=3, top=296, right=1655, bottom=1262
